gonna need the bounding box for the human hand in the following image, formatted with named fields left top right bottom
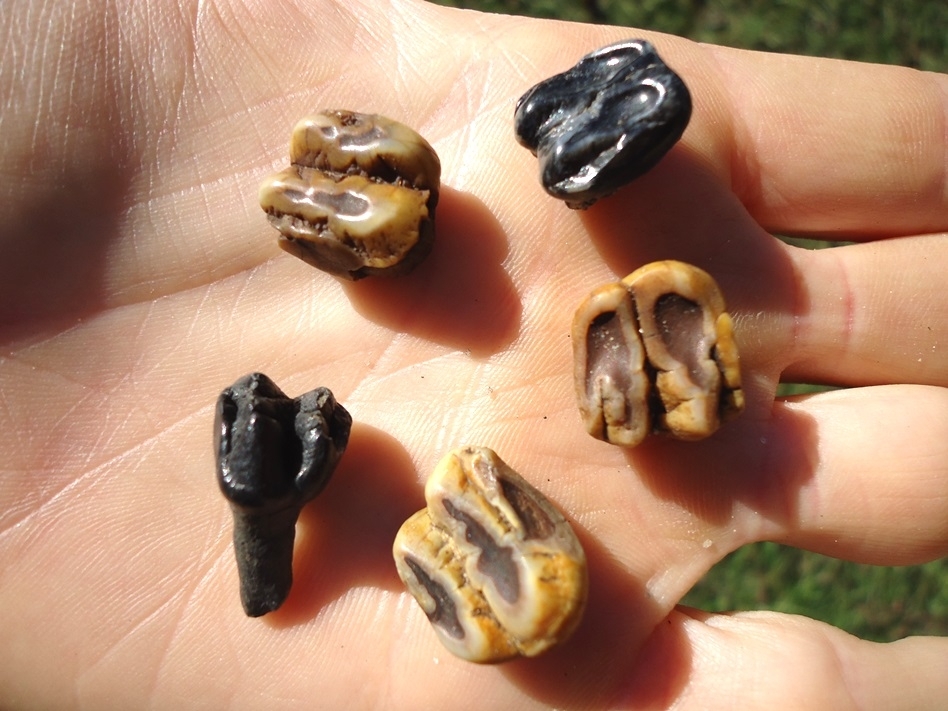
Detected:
left=1, top=1, right=946, bottom=708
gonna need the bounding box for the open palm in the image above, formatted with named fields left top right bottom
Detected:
left=2, top=1, right=947, bottom=708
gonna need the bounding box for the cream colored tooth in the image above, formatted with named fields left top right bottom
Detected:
left=393, top=446, right=587, bottom=664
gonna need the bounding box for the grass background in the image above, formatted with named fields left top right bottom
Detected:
left=429, top=0, right=945, bottom=71
left=426, top=0, right=948, bottom=641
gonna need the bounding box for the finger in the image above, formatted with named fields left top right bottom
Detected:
left=570, top=225, right=948, bottom=393
left=537, top=32, right=947, bottom=240
left=624, top=608, right=948, bottom=710
left=777, top=233, right=947, bottom=386
left=615, top=384, right=948, bottom=610
left=767, top=386, right=948, bottom=565
left=691, top=45, right=948, bottom=238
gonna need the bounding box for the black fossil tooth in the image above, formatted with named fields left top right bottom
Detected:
left=214, top=372, right=352, bottom=616
left=515, top=39, right=692, bottom=209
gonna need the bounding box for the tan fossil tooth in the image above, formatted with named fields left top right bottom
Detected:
left=393, top=446, right=587, bottom=663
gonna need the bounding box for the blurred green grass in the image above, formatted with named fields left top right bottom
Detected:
left=429, top=0, right=946, bottom=70
left=427, top=0, right=948, bottom=641
left=681, top=542, right=948, bottom=641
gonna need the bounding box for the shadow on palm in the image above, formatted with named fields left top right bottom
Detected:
left=344, top=187, right=521, bottom=358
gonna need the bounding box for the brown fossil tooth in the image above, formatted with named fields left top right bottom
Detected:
left=259, top=110, right=440, bottom=279
left=572, top=260, right=744, bottom=446
left=624, top=260, right=743, bottom=440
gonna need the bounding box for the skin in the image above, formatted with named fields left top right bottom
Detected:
left=0, top=0, right=946, bottom=708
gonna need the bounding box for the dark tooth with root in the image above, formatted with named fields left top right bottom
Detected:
left=214, top=372, right=351, bottom=616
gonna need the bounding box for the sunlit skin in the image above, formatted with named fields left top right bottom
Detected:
left=1, top=1, right=947, bottom=708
